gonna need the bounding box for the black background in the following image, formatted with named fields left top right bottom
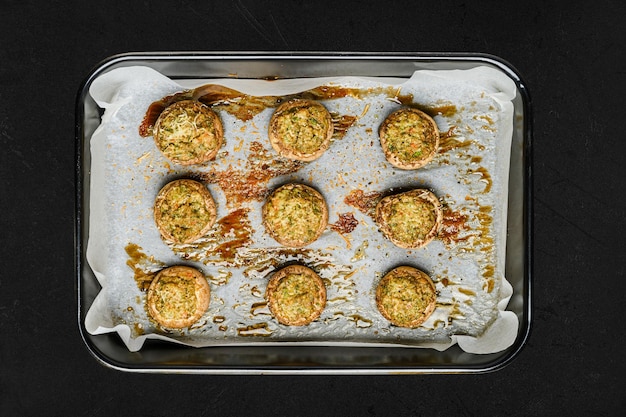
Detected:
left=1, top=0, right=625, bottom=415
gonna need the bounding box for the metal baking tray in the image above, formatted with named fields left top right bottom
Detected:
left=75, top=52, right=532, bottom=374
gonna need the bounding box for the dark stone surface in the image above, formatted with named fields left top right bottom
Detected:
left=1, top=1, right=624, bottom=415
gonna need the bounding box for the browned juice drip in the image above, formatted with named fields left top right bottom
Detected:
left=439, top=206, right=470, bottom=245
left=138, top=90, right=195, bottom=137
left=472, top=167, right=492, bottom=193
left=303, top=85, right=365, bottom=100
left=250, top=302, right=269, bottom=316
left=124, top=243, right=164, bottom=291
left=392, top=93, right=458, bottom=118
left=198, top=141, right=302, bottom=207
left=458, top=288, right=476, bottom=296
left=482, top=265, right=495, bottom=279
left=330, top=113, right=358, bottom=139
left=213, top=208, right=252, bottom=260
left=141, top=83, right=374, bottom=134
left=133, top=323, right=145, bottom=336
left=139, top=83, right=452, bottom=140
left=344, top=189, right=382, bottom=217
left=349, top=314, right=373, bottom=328
left=475, top=206, right=493, bottom=239
left=330, top=212, right=359, bottom=234
left=237, top=322, right=272, bottom=337
left=439, top=136, right=473, bottom=153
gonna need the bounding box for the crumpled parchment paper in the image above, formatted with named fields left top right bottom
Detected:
left=85, top=65, right=519, bottom=353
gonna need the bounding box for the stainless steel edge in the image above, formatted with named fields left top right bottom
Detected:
left=76, top=52, right=532, bottom=374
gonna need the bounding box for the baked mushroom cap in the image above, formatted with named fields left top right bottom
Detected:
left=379, top=107, right=439, bottom=169
left=268, top=99, right=334, bottom=161
left=153, top=100, right=223, bottom=165
left=262, top=183, right=328, bottom=247
left=154, top=179, right=217, bottom=244
left=266, top=265, right=327, bottom=326
left=147, top=265, right=211, bottom=329
left=375, top=189, right=442, bottom=249
left=375, top=266, right=437, bottom=328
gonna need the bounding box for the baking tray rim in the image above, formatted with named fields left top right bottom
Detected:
left=75, top=51, right=533, bottom=374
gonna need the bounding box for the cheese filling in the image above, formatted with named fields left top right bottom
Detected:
left=265, top=186, right=324, bottom=244
left=152, top=274, right=197, bottom=320
left=272, top=273, right=324, bottom=323
left=156, top=103, right=219, bottom=162
left=274, top=105, right=330, bottom=154
left=385, top=195, right=437, bottom=243
left=383, top=111, right=437, bottom=163
left=158, top=183, right=212, bottom=242
left=379, top=272, right=435, bottom=325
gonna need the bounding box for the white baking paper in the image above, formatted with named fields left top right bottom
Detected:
left=84, top=65, right=519, bottom=353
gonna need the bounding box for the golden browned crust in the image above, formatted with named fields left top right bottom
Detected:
left=268, top=99, right=333, bottom=161
left=262, top=183, right=328, bottom=247
left=153, top=100, right=223, bottom=165
left=375, top=189, right=442, bottom=249
left=375, top=266, right=437, bottom=328
left=266, top=264, right=327, bottom=326
left=147, top=265, right=211, bottom=329
left=154, top=179, right=217, bottom=244
left=378, top=107, right=439, bottom=169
